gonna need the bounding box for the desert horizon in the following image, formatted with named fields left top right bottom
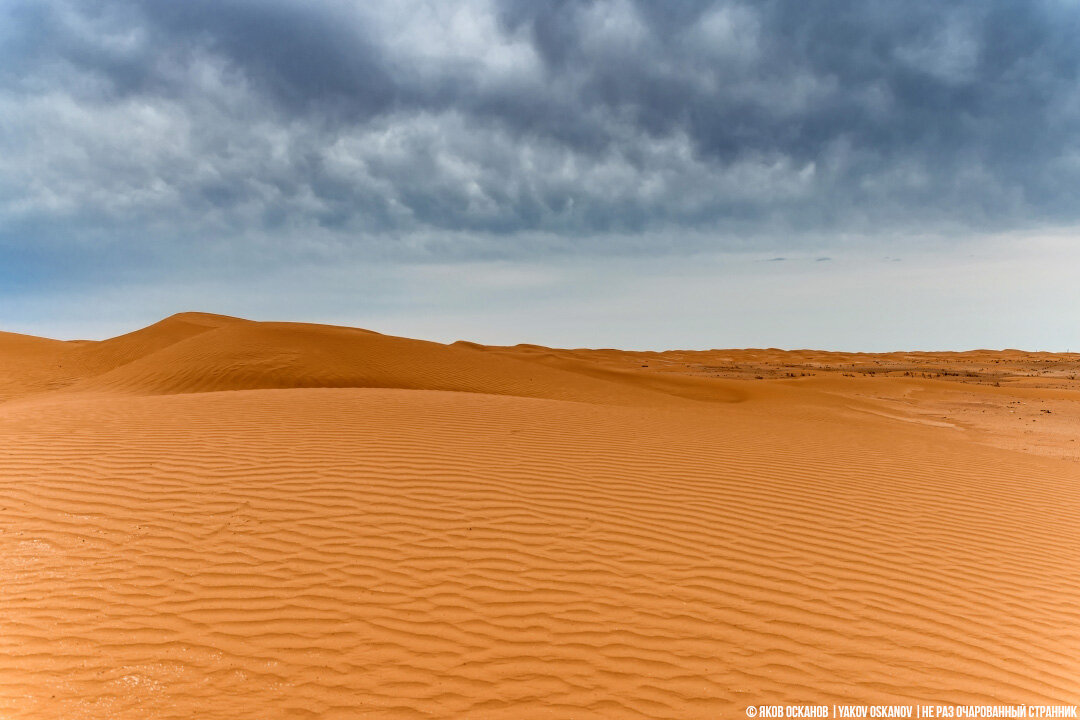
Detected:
left=1, top=311, right=1078, bottom=717
left=5, top=1, right=1080, bottom=717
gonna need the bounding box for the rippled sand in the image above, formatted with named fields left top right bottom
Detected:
left=2, top=313, right=1078, bottom=718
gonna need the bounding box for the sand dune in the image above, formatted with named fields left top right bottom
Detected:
left=1, top=315, right=1079, bottom=718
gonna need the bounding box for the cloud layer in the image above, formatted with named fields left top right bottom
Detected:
left=3, top=1, right=1080, bottom=351
left=4, top=0, right=1080, bottom=269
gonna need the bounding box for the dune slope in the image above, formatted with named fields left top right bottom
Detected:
left=70, top=320, right=743, bottom=405
left=1, top=315, right=1078, bottom=719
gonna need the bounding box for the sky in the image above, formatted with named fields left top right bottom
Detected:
left=1, top=0, right=1079, bottom=350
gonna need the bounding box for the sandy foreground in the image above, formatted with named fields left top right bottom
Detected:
left=1, top=312, right=1078, bottom=719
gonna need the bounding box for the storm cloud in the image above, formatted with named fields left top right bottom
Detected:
left=1, top=1, right=1079, bottom=348
left=5, top=1, right=1080, bottom=257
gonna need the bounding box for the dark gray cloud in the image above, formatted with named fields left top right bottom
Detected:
left=2, top=0, right=1080, bottom=275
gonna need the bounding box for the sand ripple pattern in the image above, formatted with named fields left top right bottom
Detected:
left=2, top=388, right=1079, bottom=718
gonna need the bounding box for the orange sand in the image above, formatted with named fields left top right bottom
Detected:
left=1, top=312, right=1078, bottom=718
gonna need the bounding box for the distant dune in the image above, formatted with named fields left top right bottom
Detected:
left=1, top=314, right=1078, bottom=718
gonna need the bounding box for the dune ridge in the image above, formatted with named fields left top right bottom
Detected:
left=1, top=314, right=1078, bottom=718
left=1, top=313, right=746, bottom=407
